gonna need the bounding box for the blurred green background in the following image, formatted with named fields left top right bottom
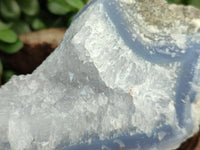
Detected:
left=0, top=0, right=88, bottom=84
left=0, top=0, right=200, bottom=84
left=168, top=0, right=200, bottom=6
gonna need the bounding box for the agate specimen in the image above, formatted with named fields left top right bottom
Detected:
left=0, top=0, right=200, bottom=150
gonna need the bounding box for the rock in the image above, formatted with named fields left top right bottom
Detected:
left=0, top=0, right=200, bottom=150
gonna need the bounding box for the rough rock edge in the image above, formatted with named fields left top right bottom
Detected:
left=138, top=0, right=200, bottom=149
left=192, top=94, right=200, bottom=131
left=138, top=0, right=200, bottom=34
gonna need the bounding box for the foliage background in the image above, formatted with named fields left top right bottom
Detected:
left=0, top=0, right=200, bottom=83
left=168, top=0, right=200, bottom=6
left=0, top=0, right=88, bottom=83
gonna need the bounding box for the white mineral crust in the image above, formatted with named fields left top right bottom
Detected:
left=0, top=0, right=200, bottom=150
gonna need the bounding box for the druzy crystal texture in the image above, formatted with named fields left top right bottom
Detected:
left=0, top=0, right=200, bottom=150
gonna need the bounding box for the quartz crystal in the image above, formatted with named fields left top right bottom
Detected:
left=0, top=0, right=200, bottom=150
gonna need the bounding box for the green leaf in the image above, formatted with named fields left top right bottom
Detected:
left=23, top=15, right=35, bottom=24
left=47, top=16, right=64, bottom=27
left=0, top=38, right=23, bottom=54
left=2, top=70, right=15, bottom=83
left=31, top=18, right=46, bottom=30
left=0, top=0, right=20, bottom=21
left=191, top=0, right=200, bottom=8
left=16, top=0, right=39, bottom=16
left=47, top=0, right=73, bottom=15
left=82, top=0, right=89, bottom=4
left=0, top=29, right=17, bottom=43
left=0, top=20, right=13, bottom=30
left=67, top=13, right=76, bottom=25
left=65, top=0, right=84, bottom=10
left=167, top=0, right=176, bottom=3
left=12, top=21, right=31, bottom=35
left=0, top=59, right=3, bottom=74
left=166, top=0, right=183, bottom=4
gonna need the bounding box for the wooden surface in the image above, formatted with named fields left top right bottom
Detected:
left=177, top=131, right=200, bottom=150
left=1, top=28, right=66, bottom=74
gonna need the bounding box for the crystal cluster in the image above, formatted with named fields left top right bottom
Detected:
left=0, top=0, right=200, bottom=150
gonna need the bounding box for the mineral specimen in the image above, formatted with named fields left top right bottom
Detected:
left=0, top=0, right=200, bottom=150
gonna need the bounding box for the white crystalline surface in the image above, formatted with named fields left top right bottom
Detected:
left=0, top=0, right=200, bottom=150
